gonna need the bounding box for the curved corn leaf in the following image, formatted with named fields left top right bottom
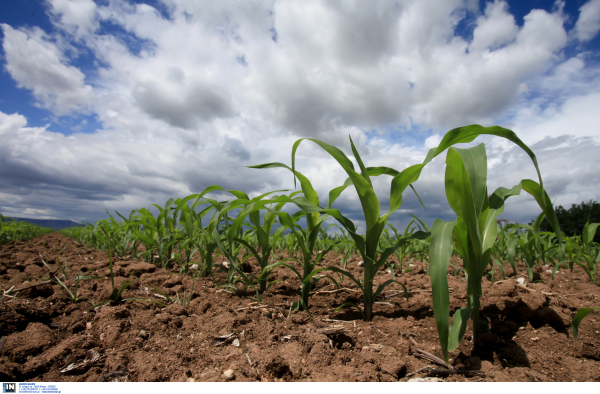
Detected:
left=521, top=180, right=562, bottom=250
left=433, top=124, right=544, bottom=196
left=572, top=307, right=600, bottom=340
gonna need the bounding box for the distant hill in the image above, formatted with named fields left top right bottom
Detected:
left=2, top=217, right=84, bottom=230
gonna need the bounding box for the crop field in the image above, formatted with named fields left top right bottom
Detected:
left=0, top=215, right=54, bottom=246
left=0, top=125, right=599, bottom=382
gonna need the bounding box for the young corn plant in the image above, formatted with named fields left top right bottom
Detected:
left=208, top=186, right=292, bottom=296
left=247, top=163, right=346, bottom=310
left=564, top=219, right=600, bottom=283
left=233, top=194, right=291, bottom=293
left=253, top=137, right=430, bottom=320
left=257, top=208, right=342, bottom=311
left=0, top=284, right=18, bottom=302
left=493, top=225, right=520, bottom=276
left=172, top=195, right=210, bottom=274
left=428, top=125, right=562, bottom=364
left=54, top=271, right=102, bottom=304
left=142, top=199, right=182, bottom=268
left=90, top=227, right=139, bottom=309
left=381, top=220, right=420, bottom=276
left=183, top=194, right=230, bottom=277
left=514, top=212, right=560, bottom=282
left=149, top=273, right=197, bottom=307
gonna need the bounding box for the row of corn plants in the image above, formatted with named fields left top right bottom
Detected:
left=0, top=214, right=55, bottom=245
left=58, top=124, right=600, bottom=349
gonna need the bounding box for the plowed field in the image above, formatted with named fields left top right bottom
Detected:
left=1, top=232, right=599, bottom=382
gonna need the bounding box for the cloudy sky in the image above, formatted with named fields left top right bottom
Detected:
left=1, top=0, right=599, bottom=232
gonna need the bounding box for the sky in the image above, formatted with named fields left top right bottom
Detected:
left=1, top=0, right=600, bottom=233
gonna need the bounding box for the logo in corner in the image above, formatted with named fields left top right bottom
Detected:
left=3, top=383, right=16, bottom=393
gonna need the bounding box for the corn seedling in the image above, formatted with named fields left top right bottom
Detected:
left=0, top=284, right=18, bottom=302
left=54, top=271, right=102, bottom=303
left=563, top=219, right=599, bottom=283
left=257, top=208, right=341, bottom=311
left=205, top=186, right=288, bottom=297
left=572, top=306, right=600, bottom=340
left=89, top=227, right=139, bottom=309
left=252, top=137, right=431, bottom=320
left=429, top=125, right=562, bottom=364
left=232, top=193, right=291, bottom=293
left=238, top=163, right=340, bottom=308
left=149, top=273, right=197, bottom=307
left=493, top=225, right=520, bottom=275
left=55, top=256, right=70, bottom=280
left=513, top=213, right=560, bottom=282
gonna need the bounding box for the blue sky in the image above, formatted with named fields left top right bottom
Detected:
left=1, top=0, right=600, bottom=230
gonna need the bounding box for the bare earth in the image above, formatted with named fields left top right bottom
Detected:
left=0, top=232, right=599, bottom=382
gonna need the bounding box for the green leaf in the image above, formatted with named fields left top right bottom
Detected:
left=410, top=214, right=431, bottom=233
left=291, top=138, right=380, bottom=233
left=257, top=261, right=303, bottom=284
left=433, top=124, right=544, bottom=195
left=388, top=164, right=426, bottom=214
left=429, top=218, right=457, bottom=363
left=448, top=307, right=472, bottom=351
left=373, top=280, right=408, bottom=301
left=492, top=257, right=506, bottom=280
left=582, top=221, right=599, bottom=250
left=373, top=279, right=396, bottom=300
left=310, top=266, right=363, bottom=291
left=445, top=148, right=481, bottom=258
left=453, top=144, right=488, bottom=217
left=572, top=307, right=600, bottom=340
left=521, top=180, right=562, bottom=251
left=374, top=230, right=430, bottom=272
left=480, top=183, right=522, bottom=253
left=247, top=162, right=320, bottom=228
left=349, top=136, right=373, bottom=188
left=334, top=302, right=363, bottom=317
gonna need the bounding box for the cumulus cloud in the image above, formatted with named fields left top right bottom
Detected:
left=47, top=0, right=98, bottom=39
left=133, top=76, right=236, bottom=129
left=469, top=0, right=518, bottom=53
left=574, top=0, right=600, bottom=42
left=1, top=24, right=95, bottom=115
left=0, top=110, right=287, bottom=222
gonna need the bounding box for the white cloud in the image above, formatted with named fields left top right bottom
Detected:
left=512, top=92, right=600, bottom=144
left=424, top=134, right=442, bottom=149
left=1, top=24, right=95, bottom=115
left=47, top=0, right=98, bottom=38
left=574, top=0, right=600, bottom=42
left=470, top=0, right=518, bottom=53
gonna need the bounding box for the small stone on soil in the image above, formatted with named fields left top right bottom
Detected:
left=223, top=369, right=235, bottom=380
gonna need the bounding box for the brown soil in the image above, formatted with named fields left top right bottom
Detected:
left=0, top=232, right=599, bottom=382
